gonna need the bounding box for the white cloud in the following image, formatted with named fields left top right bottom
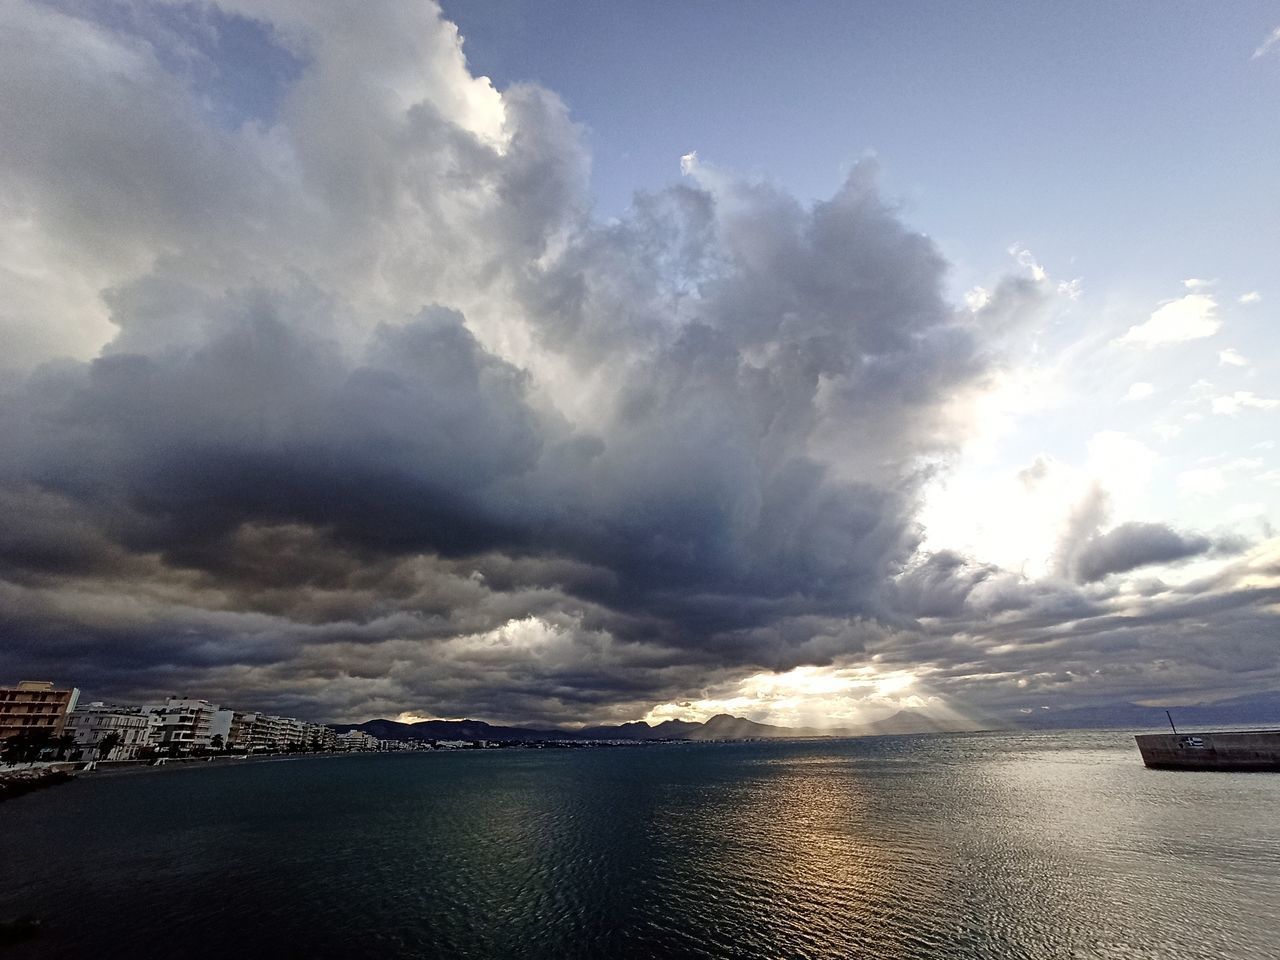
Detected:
left=1218, top=348, right=1248, bottom=366
left=964, top=285, right=991, bottom=311
left=1211, top=392, right=1280, bottom=416
left=1008, top=244, right=1046, bottom=282
left=1124, top=382, right=1155, bottom=401
left=1116, top=293, right=1219, bottom=346
left=1252, top=26, right=1280, bottom=60
left=679, top=150, right=698, bottom=176
left=1183, top=277, right=1215, bottom=290
left=1057, top=277, right=1083, bottom=300
left=1238, top=291, right=1262, bottom=305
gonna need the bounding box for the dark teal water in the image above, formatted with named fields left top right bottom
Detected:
left=3, top=731, right=1279, bottom=959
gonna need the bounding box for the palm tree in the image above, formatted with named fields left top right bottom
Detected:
left=2, top=729, right=54, bottom=764
left=96, top=732, right=123, bottom=761
left=54, top=732, right=76, bottom=760
left=1, top=734, right=23, bottom=765
left=210, top=734, right=225, bottom=751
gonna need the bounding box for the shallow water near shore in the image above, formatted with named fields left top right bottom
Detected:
left=3, top=730, right=1279, bottom=959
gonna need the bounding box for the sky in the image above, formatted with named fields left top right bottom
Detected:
left=1, top=0, right=1277, bottom=728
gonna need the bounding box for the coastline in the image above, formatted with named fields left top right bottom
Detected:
left=75, top=748, right=369, bottom=779
left=0, top=767, right=76, bottom=803
left=0, top=750, right=368, bottom=799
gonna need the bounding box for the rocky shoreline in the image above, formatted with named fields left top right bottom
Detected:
left=0, top=767, right=76, bottom=803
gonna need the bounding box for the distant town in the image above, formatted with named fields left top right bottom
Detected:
left=0, top=679, right=486, bottom=767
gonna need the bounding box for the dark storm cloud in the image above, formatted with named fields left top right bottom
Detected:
left=1, top=0, right=1276, bottom=724
left=1072, top=522, right=1214, bottom=582
left=1050, top=485, right=1242, bottom=584
left=7, top=304, right=541, bottom=556
left=0, top=38, right=992, bottom=715
left=499, top=161, right=991, bottom=634
left=887, top=551, right=1000, bottom=618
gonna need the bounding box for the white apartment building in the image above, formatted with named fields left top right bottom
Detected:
left=232, top=711, right=273, bottom=752
left=6, top=683, right=341, bottom=758
left=312, top=724, right=338, bottom=750
left=64, top=703, right=152, bottom=760
left=226, top=710, right=260, bottom=751
left=209, top=708, right=235, bottom=747
left=336, top=730, right=379, bottom=751
left=143, top=697, right=221, bottom=754
left=224, top=712, right=333, bottom=752
left=259, top=714, right=288, bottom=750
left=276, top=716, right=306, bottom=747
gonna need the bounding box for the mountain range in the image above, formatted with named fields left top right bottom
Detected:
left=332, top=709, right=974, bottom=743
left=332, top=690, right=1280, bottom=743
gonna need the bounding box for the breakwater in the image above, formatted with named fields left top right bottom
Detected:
left=0, top=767, right=75, bottom=803
left=1135, top=730, right=1280, bottom=771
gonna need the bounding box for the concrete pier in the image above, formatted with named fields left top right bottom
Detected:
left=1135, top=730, right=1280, bottom=771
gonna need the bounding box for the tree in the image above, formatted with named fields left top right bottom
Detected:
left=1, top=735, right=21, bottom=764
left=96, top=732, right=123, bottom=761
left=54, top=732, right=76, bottom=760
left=26, top=729, right=54, bottom=762
left=210, top=734, right=224, bottom=751
left=2, top=729, right=54, bottom=764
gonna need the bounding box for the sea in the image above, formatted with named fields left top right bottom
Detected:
left=3, top=730, right=1279, bottom=959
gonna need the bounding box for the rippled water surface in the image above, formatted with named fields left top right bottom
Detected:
left=4, top=731, right=1280, bottom=959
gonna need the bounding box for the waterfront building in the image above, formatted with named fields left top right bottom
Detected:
left=0, top=680, right=81, bottom=741
left=304, top=722, right=338, bottom=750
left=143, top=697, right=221, bottom=754
left=259, top=713, right=289, bottom=750
left=4, top=680, right=341, bottom=757
left=254, top=712, right=284, bottom=751
left=336, top=730, right=379, bottom=751
left=226, top=710, right=259, bottom=750
left=64, top=703, right=152, bottom=760
left=226, top=712, right=332, bottom=752
left=277, top=715, right=306, bottom=747
left=209, top=709, right=235, bottom=748
left=227, top=711, right=268, bottom=751
left=319, top=724, right=338, bottom=749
